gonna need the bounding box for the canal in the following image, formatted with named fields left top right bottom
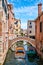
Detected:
left=4, top=41, right=43, bottom=65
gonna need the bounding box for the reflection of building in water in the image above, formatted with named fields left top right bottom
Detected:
left=23, top=41, right=27, bottom=51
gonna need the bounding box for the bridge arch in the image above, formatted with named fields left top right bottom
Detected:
left=9, top=37, right=36, bottom=48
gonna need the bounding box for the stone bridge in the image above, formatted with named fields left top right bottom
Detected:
left=8, top=37, right=43, bottom=57
left=8, top=36, right=36, bottom=48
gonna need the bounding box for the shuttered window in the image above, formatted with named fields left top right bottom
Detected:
left=40, top=22, right=42, bottom=32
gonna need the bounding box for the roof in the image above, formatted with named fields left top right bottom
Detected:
left=14, top=18, right=21, bottom=22
left=28, top=20, right=34, bottom=22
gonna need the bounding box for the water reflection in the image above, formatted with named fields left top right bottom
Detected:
left=4, top=49, right=43, bottom=65
left=28, top=57, right=35, bottom=62
left=4, top=41, right=43, bottom=65
left=17, top=59, right=24, bottom=61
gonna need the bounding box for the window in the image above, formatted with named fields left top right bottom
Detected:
left=4, top=3, right=7, bottom=14
left=2, top=0, right=7, bottom=14
left=14, top=21, right=18, bottom=24
left=30, top=22, right=31, bottom=25
left=29, top=26, right=32, bottom=28
left=16, top=24, right=18, bottom=27
left=2, top=0, right=4, bottom=7
left=9, top=24, right=12, bottom=29
left=40, top=22, right=42, bottom=32
left=16, top=29, right=18, bottom=31
left=29, top=31, right=32, bottom=33
left=8, top=14, right=9, bottom=19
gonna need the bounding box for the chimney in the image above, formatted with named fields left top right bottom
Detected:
left=38, top=3, right=42, bottom=16
left=7, top=4, right=12, bottom=11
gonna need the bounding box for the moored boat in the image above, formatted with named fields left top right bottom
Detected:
left=27, top=46, right=37, bottom=57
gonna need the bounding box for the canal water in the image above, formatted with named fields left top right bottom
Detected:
left=4, top=41, right=43, bottom=65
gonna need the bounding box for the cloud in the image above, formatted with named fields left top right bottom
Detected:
left=42, top=6, right=43, bottom=10
left=14, top=6, right=38, bottom=19
left=35, top=0, right=43, bottom=5
left=14, top=6, right=37, bottom=12
left=21, top=22, right=27, bottom=29
left=13, top=6, right=38, bottom=29
left=8, top=0, right=43, bottom=29
left=14, top=5, right=43, bottom=29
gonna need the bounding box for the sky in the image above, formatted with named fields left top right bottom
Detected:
left=8, top=0, right=43, bottom=29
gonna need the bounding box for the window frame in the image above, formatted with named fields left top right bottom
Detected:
left=40, top=22, right=42, bottom=32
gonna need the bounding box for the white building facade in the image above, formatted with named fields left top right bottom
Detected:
left=27, top=20, right=35, bottom=39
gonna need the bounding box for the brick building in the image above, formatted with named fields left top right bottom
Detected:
left=0, top=0, right=8, bottom=64
left=7, top=4, right=15, bottom=39
left=27, top=3, right=43, bottom=53
left=8, top=4, right=21, bottom=39
left=35, top=3, right=43, bottom=51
